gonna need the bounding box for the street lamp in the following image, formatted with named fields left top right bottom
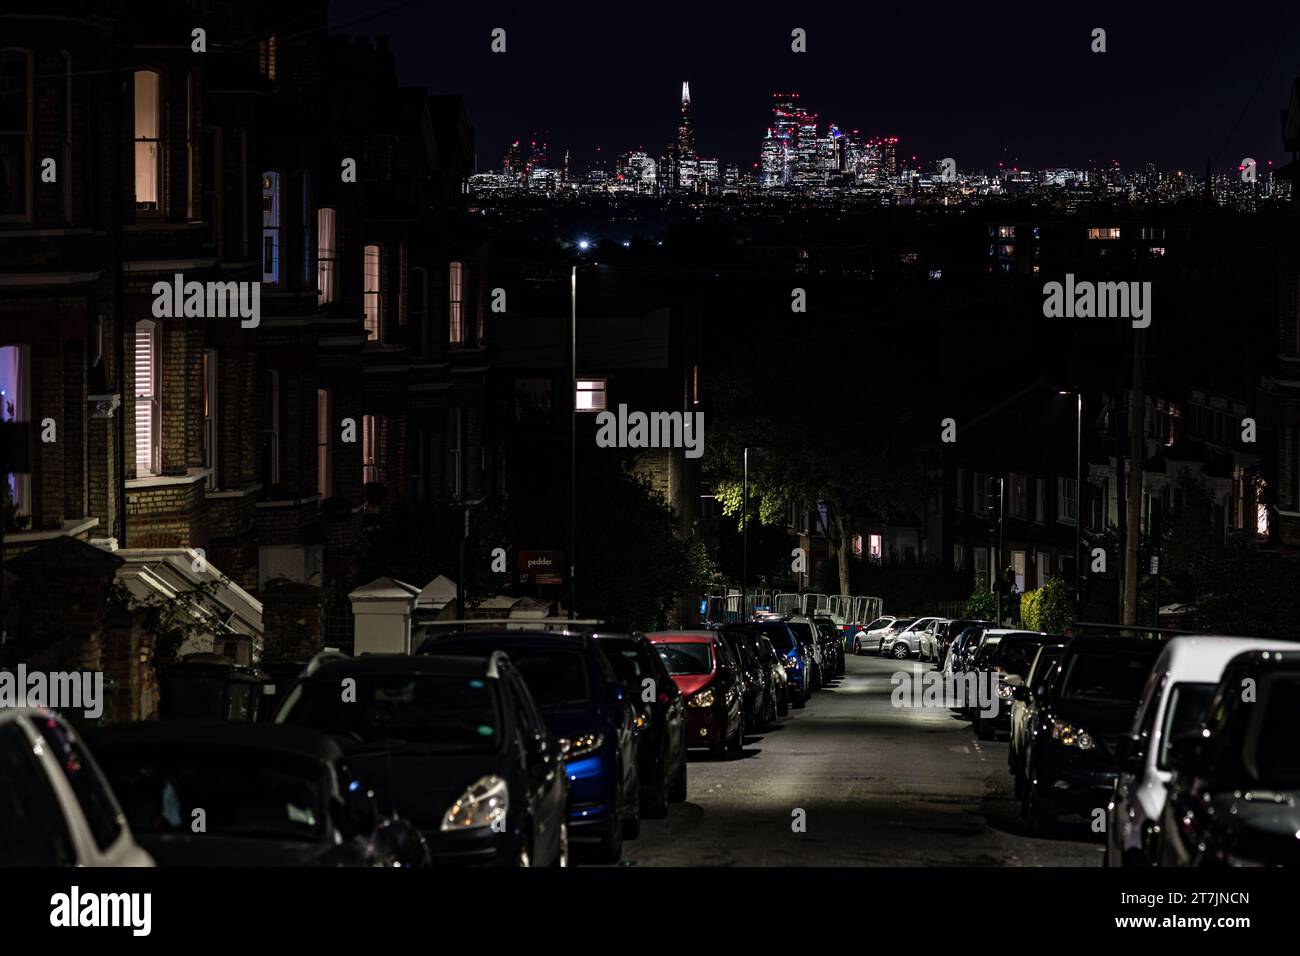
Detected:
left=569, top=266, right=577, bottom=619
left=1059, top=389, right=1083, bottom=609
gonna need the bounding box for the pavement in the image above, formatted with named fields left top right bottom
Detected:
left=613, top=651, right=1105, bottom=866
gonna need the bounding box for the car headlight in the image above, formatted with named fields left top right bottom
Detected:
left=997, top=683, right=1015, bottom=700
left=1049, top=718, right=1096, bottom=750
left=440, top=775, right=508, bottom=832
left=688, top=689, right=715, bottom=708
left=559, top=731, right=606, bottom=758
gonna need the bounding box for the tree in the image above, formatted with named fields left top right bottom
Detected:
left=963, top=585, right=997, bottom=619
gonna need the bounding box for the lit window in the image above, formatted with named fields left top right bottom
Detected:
left=576, top=378, right=607, bottom=412
left=363, top=244, right=382, bottom=340
left=316, top=207, right=337, bottom=304
left=868, top=534, right=883, bottom=562
left=0, top=49, right=32, bottom=218
left=0, top=344, right=31, bottom=514
left=258, top=35, right=277, bottom=81
left=449, top=261, right=464, bottom=344
left=133, top=70, right=161, bottom=212
left=134, top=321, right=159, bottom=476
left=316, top=389, right=331, bottom=498
left=1085, top=226, right=1120, bottom=240
left=262, top=171, right=281, bottom=284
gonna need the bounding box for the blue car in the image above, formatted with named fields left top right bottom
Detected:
left=749, top=619, right=808, bottom=709
left=418, top=630, right=641, bottom=863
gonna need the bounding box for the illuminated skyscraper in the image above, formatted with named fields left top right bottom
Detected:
left=678, top=81, right=695, bottom=159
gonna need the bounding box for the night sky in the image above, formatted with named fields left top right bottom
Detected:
left=327, top=1, right=1300, bottom=175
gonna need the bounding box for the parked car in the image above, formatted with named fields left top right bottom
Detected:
left=972, top=631, right=1051, bottom=740
left=723, top=626, right=782, bottom=726
left=0, top=708, right=154, bottom=867
left=786, top=616, right=825, bottom=690
left=1020, top=636, right=1167, bottom=831
left=938, top=620, right=993, bottom=669
left=962, top=630, right=1029, bottom=719
left=756, top=634, right=791, bottom=717
left=648, top=630, right=746, bottom=757
left=917, top=618, right=952, bottom=663
left=749, top=619, right=809, bottom=708
left=853, top=616, right=897, bottom=655
left=413, top=631, right=639, bottom=863
left=941, top=623, right=985, bottom=680
left=811, top=617, right=843, bottom=679
left=718, top=627, right=772, bottom=732
left=595, top=633, right=689, bottom=818
left=877, top=617, right=917, bottom=655
left=92, top=720, right=430, bottom=867
left=884, top=617, right=941, bottom=660
left=1009, top=642, right=1066, bottom=797
left=1152, top=647, right=1300, bottom=867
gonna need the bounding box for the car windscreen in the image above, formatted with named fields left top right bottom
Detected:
left=892, top=619, right=917, bottom=631
left=996, top=638, right=1047, bottom=678
left=788, top=622, right=815, bottom=644
left=97, top=744, right=328, bottom=842
left=755, top=625, right=795, bottom=653
left=499, top=650, right=592, bottom=708
left=600, top=641, right=651, bottom=684
left=1057, top=650, right=1158, bottom=703
left=280, top=673, right=502, bottom=750
left=656, top=642, right=713, bottom=675
left=1157, top=682, right=1215, bottom=770
left=1248, top=674, right=1300, bottom=788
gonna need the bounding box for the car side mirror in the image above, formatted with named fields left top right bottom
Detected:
left=1165, top=731, right=1206, bottom=774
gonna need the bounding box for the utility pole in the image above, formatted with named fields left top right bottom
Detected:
left=1122, top=328, right=1147, bottom=626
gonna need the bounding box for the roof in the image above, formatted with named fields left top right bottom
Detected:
left=348, top=576, right=420, bottom=601
left=645, top=630, right=715, bottom=643
left=420, top=631, right=594, bottom=654
left=306, top=653, right=505, bottom=680
left=89, top=721, right=343, bottom=764
left=1159, top=636, right=1300, bottom=681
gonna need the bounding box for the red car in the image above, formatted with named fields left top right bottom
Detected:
left=646, top=631, right=745, bottom=758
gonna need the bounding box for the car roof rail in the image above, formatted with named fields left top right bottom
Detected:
left=303, top=649, right=350, bottom=677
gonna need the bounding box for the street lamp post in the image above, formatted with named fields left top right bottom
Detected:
left=742, top=447, right=749, bottom=603
left=569, top=266, right=577, bottom=620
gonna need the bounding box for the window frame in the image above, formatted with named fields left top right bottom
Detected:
left=134, top=320, right=159, bottom=477
left=448, top=260, right=465, bottom=345
left=317, top=206, right=337, bottom=305
left=0, top=47, right=34, bottom=222
left=132, top=69, right=162, bottom=215
left=363, top=243, right=383, bottom=341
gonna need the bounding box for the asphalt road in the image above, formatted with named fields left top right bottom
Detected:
left=616, top=652, right=1105, bottom=866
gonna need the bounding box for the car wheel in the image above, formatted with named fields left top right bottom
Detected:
left=644, top=749, right=670, bottom=819
left=668, top=754, right=687, bottom=803
left=892, top=642, right=911, bottom=661
left=778, top=689, right=790, bottom=717
left=1021, top=778, right=1053, bottom=834
left=853, top=637, right=862, bottom=656
left=793, top=685, right=806, bottom=709
left=727, top=712, right=745, bottom=757
left=550, top=820, right=569, bottom=868
left=591, top=815, right=623, bottom=864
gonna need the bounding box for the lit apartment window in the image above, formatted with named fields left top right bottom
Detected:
left=997, top=225, right=1015, bottom=239
left=1058, top=477, right=1079, bottom=523
left=133, top=70, right=161, bottom=212
left=202, top=349, right=217, bottom=490
left=362, top=414, right=379, bottom=485
left=0, top=49, right=32, bottom=219
left=1085, top=227, right=1120, bottom=240
left=258, top=35, right=277, bottom=81
left=868, top=534, right=883, bottom=562
left=317, top=207, right=337, bottom=304
left=0, top=344, right=30, bottom=515
left=262, top=171, right=281, bottom=284
left=134, top=321, right=159, bottom=476
left=364, top=244, right=382, bottom=341
left=575, top=378, right=607, bottom=412
left=448, top=261, right=465, bottom=344
left=316, top=388, right=331, bottom=497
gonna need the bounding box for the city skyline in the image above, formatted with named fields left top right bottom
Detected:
left=345, top=4, right=1300, bottom=173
